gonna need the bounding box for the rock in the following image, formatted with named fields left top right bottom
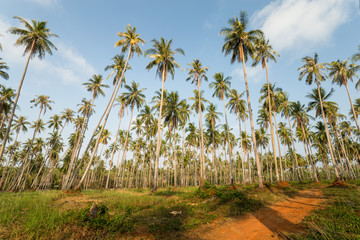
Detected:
left=89, top=202, right=98, bottom=219
left=169, top=211, right=182, bottom=216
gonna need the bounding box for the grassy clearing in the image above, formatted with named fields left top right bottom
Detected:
left=0, top=182, right=316, bottom=239
left=290, top=180, right=360, bottom=240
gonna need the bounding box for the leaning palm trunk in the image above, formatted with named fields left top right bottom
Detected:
left=345, top=83, right=360, bottom=132
left=153, top=70, right=166, bottom=191
left=264, top=61, right=279, bottom=182
left=240, top=44, right=263, bottom=188
left=73, top=50, right=131, bottom=190
left=315, top=80, right=340, bottom=179
left=105, top=108, right=123, bottom=189
left=0, top=41, right=35, bottom=161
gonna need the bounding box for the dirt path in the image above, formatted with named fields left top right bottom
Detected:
left=198, top=188, right=324, bottom=240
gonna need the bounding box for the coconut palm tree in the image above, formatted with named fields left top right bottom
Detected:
left=327, top=59, right=360, bottom=131
left=253, top=35, right=280, bottom=182
left=205, top=103, right=222, bottom=184
left=0, top=58, right=9, bottom=80
left=187, top=59, right=208, bottom=188
left=1, top=16, right=58, bottom=160
left=298, top=53, right=340, bottom=180
left=145, top=37, right=184, bottom=191
left=210, top=72, right=235, bottom=184
left=72, top=26, right=145, bottom=190
left=221, top=11, right=264, bottom=188
left=12, top=116, right=30, bottom=143
left=104, top=54, right=131, bottom=86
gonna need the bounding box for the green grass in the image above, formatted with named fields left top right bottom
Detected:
left=290, top=181, right=360, bottom=240
left=0, top=182, right=328, bottom=239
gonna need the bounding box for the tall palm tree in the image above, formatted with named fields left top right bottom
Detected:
left=221, top=11, right=264, bottom=188
left=253, top=35, right=280, bottom=182
left=187, top=59, right=208, bottom=188
left=12, top=116, right=30, bottom=143
left=210, top=72, right=235, bottom=184
left=0, top=58, right=9, bottom=80
left=104, top=54, right=131, bottom=86
left=1, top=16, right=58, bottom=160
left=145, top=37, right=184, bottom=191
left=73, top=25, right=145, bottom=190
left=327, top=59, right=360, bottom=131
left=298, top=53, right=340, bottom=179
left=205, top=103, right=222, bottom=184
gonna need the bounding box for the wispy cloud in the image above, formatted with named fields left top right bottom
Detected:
left=251, top=0, right=357, bottom=52
left=0, top=15, right=96, bottom=86
left=231, top=65, right=263, bottom=84
left=25, top=0, right=59, bottom=7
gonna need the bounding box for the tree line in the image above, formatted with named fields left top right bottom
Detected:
left=0, top=12, right=359, bottom=192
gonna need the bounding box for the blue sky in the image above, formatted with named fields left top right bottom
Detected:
left=1, top=0, right=360, bottom=155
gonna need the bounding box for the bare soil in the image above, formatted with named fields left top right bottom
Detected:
left=194, top=188, right=324, bottom=240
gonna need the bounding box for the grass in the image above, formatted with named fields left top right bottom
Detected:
left=289, top=180, right=360, bottom=240
left=2, top=181, right=354, bottom=239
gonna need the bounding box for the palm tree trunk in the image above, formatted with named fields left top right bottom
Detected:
left=287, top=117, right=302, bottom=182
left=153, top=70, right=166, bottom=191
left=197, top=81, right=206, bottom=188
left=73, top=51, right=131, bottom=190
left=345, top=83, right=360, bottom=131
left=180, top=126, right=186, bottom=187
left=0, top=41, right=35, bottom=161
left=272, top=113, right=284, bottom=181
left=106, top=107, right=123, bottom=189
left=240, top=45, right=263, bottom=188
left=264, top=61, right=279, bottom=182
left=222, top=97, right=234, bottom=185
left=315, top=80, right=340, bottom=179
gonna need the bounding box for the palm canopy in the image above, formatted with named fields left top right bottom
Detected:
left=12, top=115, right=30, bottom=134
left=0, top=58, right=9, bottom=80
left=220, top=11, right=263, bottom=63
left=306, top=87, right=338, bottom=118
left=83, top=74, right=109, bottom=99
left=209, top=72, right=231, bottom=100
left=291, top=101, right=313, bottom=128
left=298, top=53, right=327, bottom=85
left=8, top=16, right=58, bottom=59
left=327, top=59, right=360, bottom=89
left=186, top=59, right=208, bottom=85
left=252, top=35, right=279, bottom=68
left=189, top=90, right=208, bottom=113
left=145, top=38, right=184, bottom=81
left=205, top=103, right=222, bottom=127
left=120, top=81, right=146, bottom=111
left=104, top=54, right=132, bottom=86
left=114, top=24, right=146, bottom=58
left=30, top=95, right=54, bottom=115
left=226, top=89, right=247, bottom=119
left=164, top=91, right=186, bottom=131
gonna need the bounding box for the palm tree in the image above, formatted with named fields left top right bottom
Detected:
left=83, top=74, right=109, bottom=101
left=253, top=35, right=280, bottom=182
left=298, top=53, right=340, bottom=180
left=187, top=59, right=208, bottom=188
left=1, top=16, right=58, bottom=160
left=210, top=72, right=235, bottom=185
left=104, top=54, right=131, bottom=86
left=327, top=60, right=360, bottom=131
left=221, top=11, right=264, bottom=188
left=145, top=37, right=184, bottom=191
left=12, top=116, right=30, bottom=143
left=205, top=103, right=222, bottom=184
left=73, top=25, right=145, bottom=190
left=0, top=58, right=9, bottom=80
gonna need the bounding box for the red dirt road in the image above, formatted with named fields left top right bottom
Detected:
left=200, top=189, right=324, bottom=240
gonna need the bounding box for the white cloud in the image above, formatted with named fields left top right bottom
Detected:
left=251, top=0, right=357, bottom=52
left=0, top=15, right=96, bottom=86
left=231, top=65, right=263, bottom=83
left=25, top=0, right=59, bottom=7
